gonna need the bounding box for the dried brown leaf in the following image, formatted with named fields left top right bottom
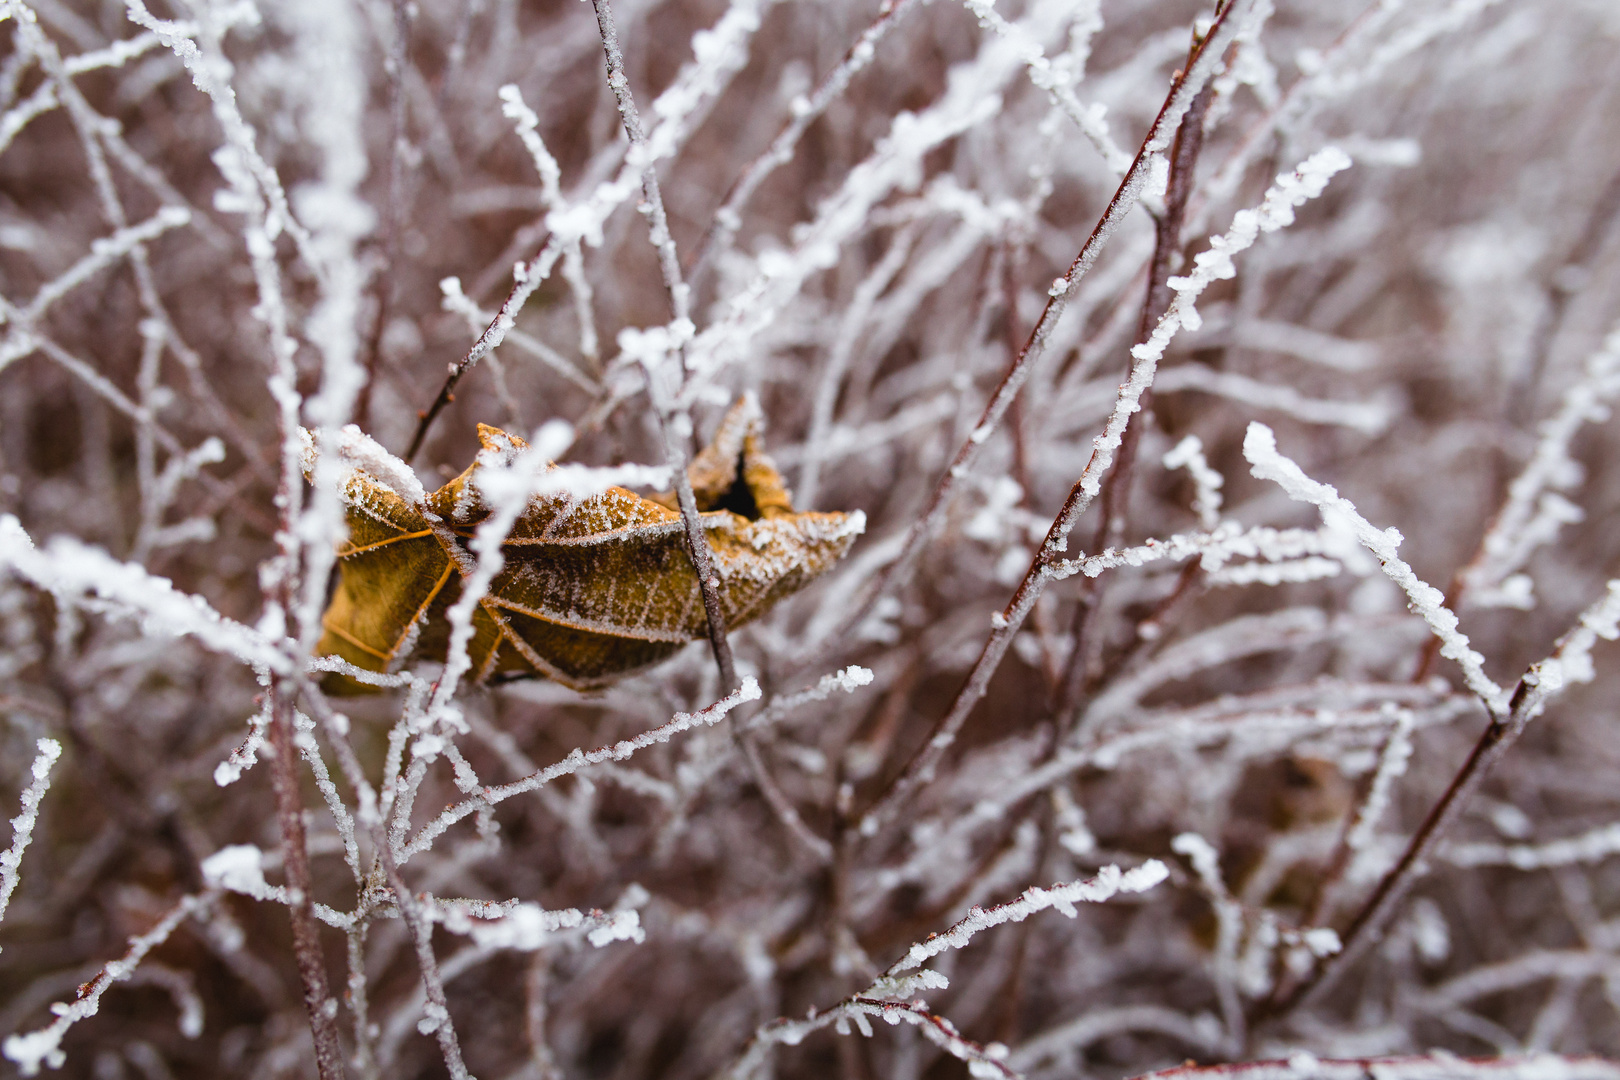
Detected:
left=311, top=399, right=863, bottom=691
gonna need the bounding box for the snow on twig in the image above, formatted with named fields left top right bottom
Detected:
left=405, top=679, right=761, bottom=858
left=956, top=0, right=1133, bottom=175
left=728, top=863, right=1167, bottom=1079
left=0, top=514, right=289, bottom=673
left=1081, top=148, right=1355, bottom=507
left=1243, top=421, right=1508, bottom=714
left=888, top=860, right=1168, bottom=972
left=3, top=893, right=213, bottom=1075
left=1462, top=322, right=1620, bottom=610
left=0, top=738, right=61, bottom=949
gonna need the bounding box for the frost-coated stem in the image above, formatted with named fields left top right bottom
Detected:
left=267, top=687, right=348, bottom=1080
left=404, top=680, right=760, bottom=858
left=858, top=143, right=1348, bottom=837
left=688, top=0, right=921, bottom=286
left=1262, top=580, right=1620, bottom=1020
left=1059, top=69, right=1215, bottom=727
left=294, top=681, right=471, bottom=1078
left=725, top=862, right=1166, bottom=1078
left=377, top=837, right=473, bottom=1079
left=0, top=738, right=61, bottom=944
left=1093, top=80, right=1214, bottom=554
left=407, top=236, right=565, bottom=461
left=592, top=0, right=738, bottom=691
left=820, top=0, right=1251, bottom=655
left=1, top=892, right=212, bottom=1075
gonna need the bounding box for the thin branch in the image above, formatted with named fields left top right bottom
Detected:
left=0, top=738, right=62, bottom=943
left=1057, top=66, right=1216, bottom=732
left=856, top=141, right=1351, bottom=837
left=687, top=0, right=922, bottom=288
left=1132, top=1056, right=1620, bottom=1080
left=1259, top=580, right=1620, bottom=1020
left=293, top=680, right=472, bottom=1079
left=354, top=0, right=415, bottom=431
left=267, top=685, right=348, bottom=1080
left=590, top=0, right=738, bottom=691
left=813, top=0, right=1252, bottom=659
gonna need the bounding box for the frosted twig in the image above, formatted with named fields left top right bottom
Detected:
left=405, top=679, right=761, bottom=859
left=0, top=515, right=290, bottom=673
left=1244, top=421, right=1506, bottom=713
left=690, top=0, right=921, bottom=282
left=199, top=843, right=348, bottom=928
left=122, top=0, right=322, bottom=276
left=0, top=321, right=182, bottom=456
left=686, top=0, right=1125, bottom=390
left=1163, top=435, right=1224, bottom=530
left=592, top=0, right=738, bottom=691
left=796, top=223, right=921, bottom=510
left=727, top=862, right=1166, bottom=1079
left=378, top=837, right=472, bottom=1079
left=20, top=206, right=190, bottom=323
left=120, top=0, right=320, bottom=665
left=1459, top=322, right=1620, bottom=610
left=744, top=665, right=876, bottom=733
left=878, top=685, right=1471, bottom=893
left=492, top=87, right=602, bottom=383
left=1449, top=822, right=1620, bottom=871
left=890, top=861, right=1168, bottom=972
left=957, top=0, right=1133, bottom=175
left=1266, top=579, right=1620, bottom=1016
left=858, top=146, right=1350, bottom=837
left=1044, top=523, right=1341, bottom=584
left=1155, top=364, right=1393, bottom=434
left=291, top=674, right=470, bottom=1079
left=1173, top=833, right=1246, bottom=1046
left=813, top=1, right=1254, bottom=656
left=0, top=81, right=57, bottom=157
left=1344, top=709, right=1415, bottom=853
left=294, top=712, right=362, bottom=884
left=408, top=236, right=570, bottom=459
left=434, top=898, right=645, bottom=952
left=0, top=738, right=61, bottom=949
left=1196, top=0, right=1504, bottom=227
left=418, top=0, right=781, bottom=452
left=2, top=892, right=213, bottom=1076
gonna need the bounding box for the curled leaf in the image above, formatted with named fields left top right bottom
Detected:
left=310, top=398, right=863, bottom=692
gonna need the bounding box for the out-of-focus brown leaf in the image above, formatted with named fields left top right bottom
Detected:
left=312, top=398, right=863, bottom=692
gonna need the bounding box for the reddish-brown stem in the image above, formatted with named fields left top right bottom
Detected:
left=407, top=283, right=512, bottom=461
left=1256, top=679, right=1537, bottom=1023
left=590, top=0, right=738, bottom=692
left=853, top=4, right=1251, bottom=838
left=1056, top=78, right=1215, bottom=734
left=1136, top=1055, right=1620, bottom=1080
left=813, top=1, right=1251, bottom=664
left=267, top=685, right=348, bottom=1080
left=1094, top=81, right=1214, bottom=553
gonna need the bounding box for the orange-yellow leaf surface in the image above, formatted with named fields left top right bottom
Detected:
left=313, top=398, right=863, bottom=692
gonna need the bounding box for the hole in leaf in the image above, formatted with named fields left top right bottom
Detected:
left=709, top=450, right=760, bottom=520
